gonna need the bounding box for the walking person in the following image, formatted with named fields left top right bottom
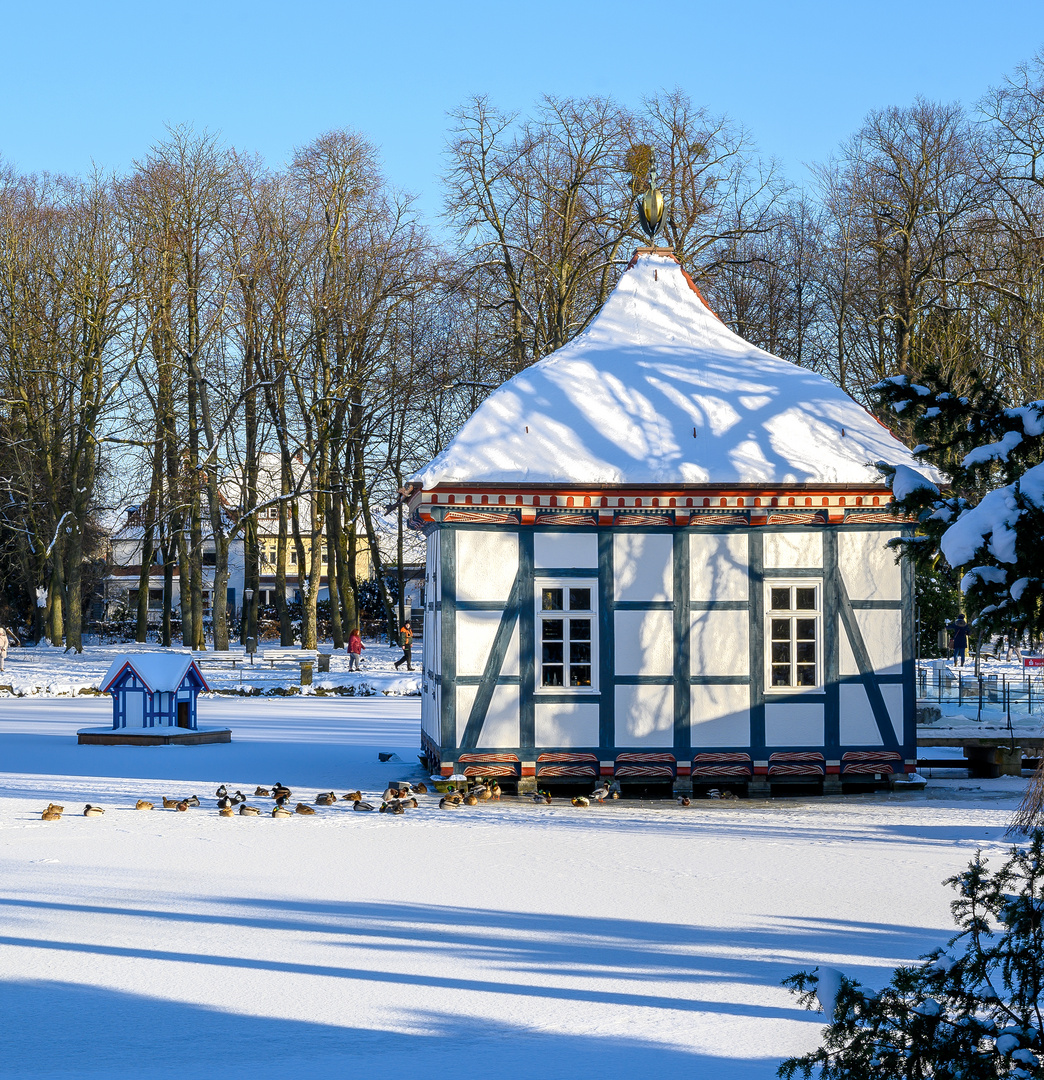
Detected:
left=393, top=621, right=413, bottom=671
left=346, top=627, right=364, bottom=672
left=947, top=614, right=969, bottom=667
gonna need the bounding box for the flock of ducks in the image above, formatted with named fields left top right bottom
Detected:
left=37, top=778, right=738, bottom=821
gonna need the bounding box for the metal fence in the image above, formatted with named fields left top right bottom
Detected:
left=917, top=661, right=1044, bottom=717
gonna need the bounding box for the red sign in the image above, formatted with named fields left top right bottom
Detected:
left=1024, top=657, right=1044, bottom=668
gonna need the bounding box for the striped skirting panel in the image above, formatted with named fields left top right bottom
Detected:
left=841, top=751, right=902, bottom=775
left=457, top=753, right=521, bottom=778
left=767, top=752, right=826, bottom=777
left=536, top=752, right=599, bottom=780
left=614, top=753, right=677, bottom=779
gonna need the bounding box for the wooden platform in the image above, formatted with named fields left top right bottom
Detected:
left=77, top=726, right=232, bottom=746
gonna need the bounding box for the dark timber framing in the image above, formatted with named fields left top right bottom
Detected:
left=434, top=520, right=916, bottom=766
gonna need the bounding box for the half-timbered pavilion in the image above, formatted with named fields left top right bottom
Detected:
left=408, top=249, right=929, bottom=793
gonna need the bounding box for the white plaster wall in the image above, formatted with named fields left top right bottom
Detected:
left=535, top=701, right=600, bottom=747
left=455, top=531, right=519, bottom=602
left=614, top=609, right=673, bottom=676
left=839, top=682, right=905, bottom=744
left=839, top=530, right=901, bottom=601
left=856, top=609, right=903, bottom=674
left=534, top=531, right=598, bottom=569
left=613, top=533, right=673, bottom=601
left=764, top=702, right=824, bottom=745
left=690, top=533, right=748, bottom=601
left=456, top=683, right=520, bottom=747
left=690, top=684, right=750, bottom=746
left=125, top=691, right=144, bottom=728
left=455, top=612, right=520, bottom=677
left=763, top=531, right=823, bottom=569
left=839, top=683, right=882, bottom=745
left=614, top=684, right=674, bottom=746
left=690, top=609, right=749, bottom=676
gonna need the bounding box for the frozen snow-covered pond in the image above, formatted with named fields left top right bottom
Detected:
left=0, top=697, right=1030, bottom=1077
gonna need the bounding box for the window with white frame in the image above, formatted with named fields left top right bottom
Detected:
left=536, top=581, right=597, bottom=690
left=766, top=581, right=821, bottom=690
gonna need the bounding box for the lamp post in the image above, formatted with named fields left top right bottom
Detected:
left=244, top=587, right=256, bottom=662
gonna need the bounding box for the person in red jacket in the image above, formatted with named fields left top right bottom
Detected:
left=347, top=627, right=364, bottom=671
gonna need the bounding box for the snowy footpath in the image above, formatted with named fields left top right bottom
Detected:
left=0, top=695, right=1030, bottom=1078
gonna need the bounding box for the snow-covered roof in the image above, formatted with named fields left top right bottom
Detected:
left=101, top=653, right=209, bottom=694
left=413, top=252, right=928, bottom=488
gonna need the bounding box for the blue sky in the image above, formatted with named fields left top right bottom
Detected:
left=2, top=0, right=1041, bottom=227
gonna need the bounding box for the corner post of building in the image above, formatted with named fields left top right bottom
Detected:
left=518, top=529, right=536, bottom=791
left=439, top=524, right=457, bottom=767
left=598, top=529, right=615, bottom=779
left=747, top=529, right=771, bottom=797
left=673, top=529, right=691, bottom=794
left=822, top=528, right=843, bottom=794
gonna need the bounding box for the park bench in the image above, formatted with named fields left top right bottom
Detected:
left=191, top=650, right=246, bottom=668
left=261, top=647, right=333, bottom=677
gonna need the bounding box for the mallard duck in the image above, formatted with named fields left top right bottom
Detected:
left=162, top=796, right=179, bottom=809
left=83, top=804, right=104, bottom=817
left=571, top=795, right=590, bottom=807
left=490, top=782, right=502, bottom=800
left=414, top=782, right=428, bottom=795
left=295, top=803, right=315, bottom=815
left=314, top=792, right=336, bottom=806
left=45, top=803, right=64, bottom=813
left=404, top=796, right=419, bottom=808
left=476, top=785, right=492, bottom=801
left=176, top=800, right=190, bottom=812
left=254, top=786, right=271, bottom=797
left=677, top=796, right=691, bottom=807
left=272, top=783, right=291, bottom=800
left=381, top=801, right=405, bottom=815
left=342, top=790, right=362, bottom=802
left=464, top=793, right=479, bottom=806
left=185, top=795, right=200, bottom=807
left=353, top=800, right=375, bottom=812
left=721, top=790, right=738, bottom=801
left=706, top=788, right=722, bottom=799
left=239, top=804, right=261, bottom=816
left=135, top=799, right=154, bottom=811
left=382, top=787, right=399, bottom=802
left=275, top=793, right=290, bottom=806
left=217, top=795, right=233, bottom=809
left=439, top=796, right=462, bottom=810
left=272, top=805, right=292, bottom=818
left=231, top=791, right=246, bottom=805
left=219, top=806, right=235, bottom=817
left=591, top=782, right=611, bottom=802
left=41, top=807, right=61, bottom=821
left=216, top=785, right=228, bottom=798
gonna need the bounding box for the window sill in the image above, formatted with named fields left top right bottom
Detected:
left=764, top=686, right=826, bottom=696
left=533, top=687, right=599, bottom=696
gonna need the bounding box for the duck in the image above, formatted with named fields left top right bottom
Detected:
left=217, top=795, right=233, bottom=810
left=135, top=799, right=154, bottom=811
left=476, top=784, right=492, bottom=801
left=41, top=807, right=61, bottom=821
left=591, top=782, right=611, bottom=802
left=274, top=793, right=290, bottom=807
left=44, top=803, right=64, bottom=813
left=295, top=803, right=315, bottom=815
left=254, top=786, right=271, bottom=798
left=83, top=804, right=104, bottom=817
left=231, top=791, right=246, bottom=805
left=353, top=800, right=375, bottom=812
left=706, top=788, right=722, bottom=799
left=219, top=806, right=235, bottom=817
left=442, top=792, right=463, bottom=806
left=380, top=801, right=405, bottom=815
left=677, top=796, right=691, bottom=807
left=271, top=805, right=292, bottom=818
left=216, top=785, right=228, bottom=798
left=721, top=790, right=738, bottom=801
left=414, top=782, right=428, bottom=795
left=342, top=790, right=362, bottom=802
left=239, top=804, right=261, bottom=816
left=403, top=796, right=419, bottom=809
left=161, top=796, right=179, bottom=809
left=382, top=787, right=400, bottom=802
left=185, top=795, right=201, bottom=807
left=272, top=783, right=292, bottom=800
left=176, top=800, right=190, bottom=812
left=439, top=796, right=462, bottom=810
left=490, top=782, right=502, bottom=800
left=314, top=792, right=337, bottom=806
left=571, top=795, right=590, bottom=807
left=464, top=793, right=479, bottom=806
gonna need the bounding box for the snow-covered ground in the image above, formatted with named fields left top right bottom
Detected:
left=0, top=695, right=1031, bottom=1077
left=0, top=641, right=421, bottom=698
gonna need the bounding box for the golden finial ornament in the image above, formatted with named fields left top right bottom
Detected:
left=637, top=161, right=665, bottom=242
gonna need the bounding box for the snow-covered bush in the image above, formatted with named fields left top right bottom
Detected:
left=872, top=370, right=1044, bottom=641
left=779, top=831, right=1044, bottom=1079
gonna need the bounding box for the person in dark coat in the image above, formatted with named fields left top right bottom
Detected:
left=393, top=622, right=413, bottom=671
left=947, top=614, right=969, bottom=667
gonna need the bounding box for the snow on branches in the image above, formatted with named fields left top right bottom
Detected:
left=780, top=832, right=1044, bottom=1080
left=871, top=369, right=1044, bottom=638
